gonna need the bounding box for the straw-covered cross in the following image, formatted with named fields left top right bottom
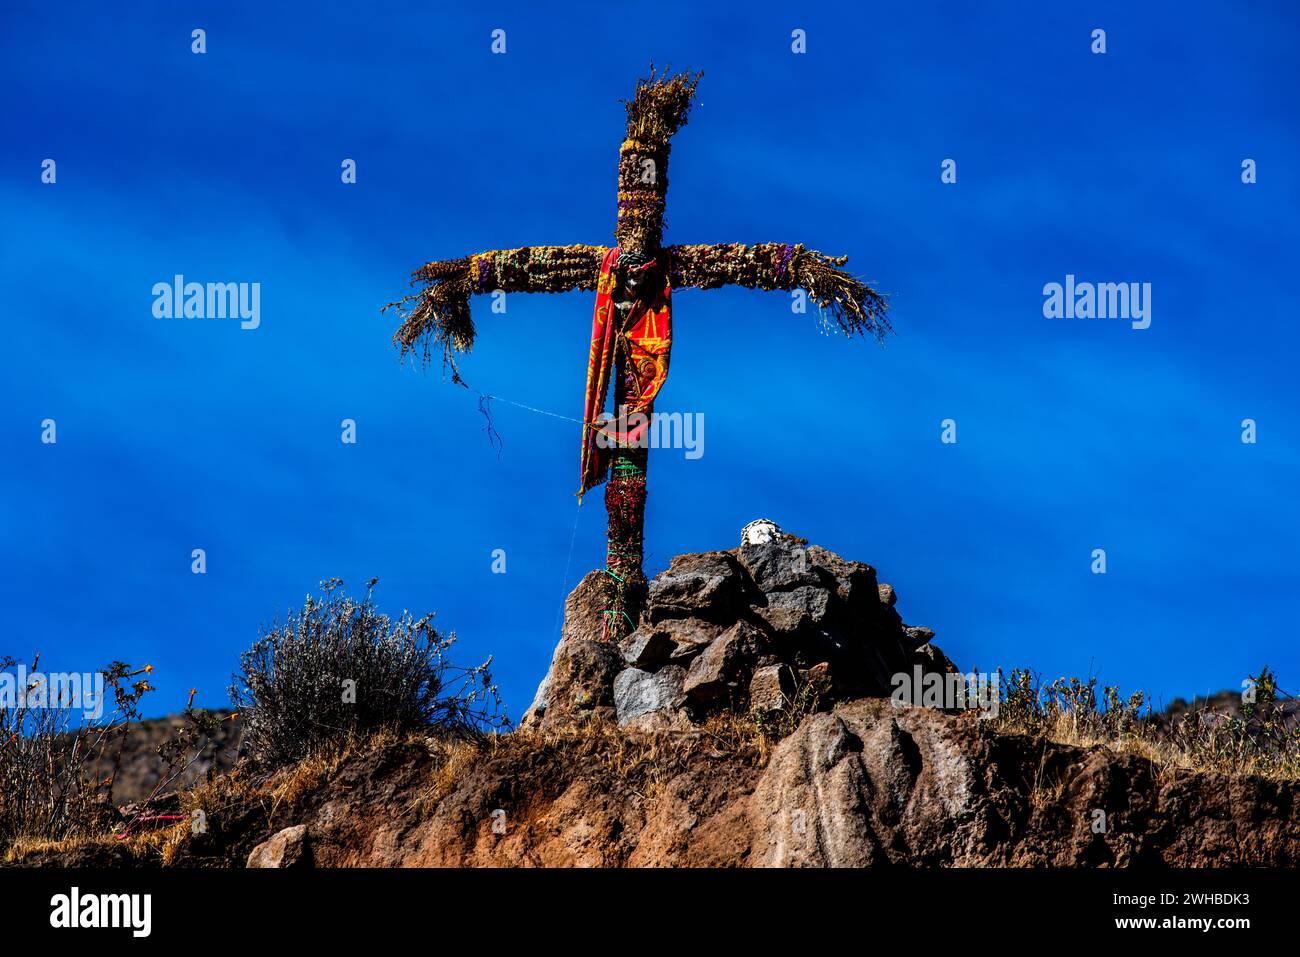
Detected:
left=385, top=68, right=890, bottom=640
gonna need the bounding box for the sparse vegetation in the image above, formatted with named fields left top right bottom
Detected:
left=749, top=676, right=822, bottom=743
left=0, top=656, right=153, bottom=853
left=6, top=594, right=1298, bottom=869
left=992, top=666, right=1300, bottom=781
left=229, top=578, right=509, bottom=768
left=0, top=656, right=236, bottom=861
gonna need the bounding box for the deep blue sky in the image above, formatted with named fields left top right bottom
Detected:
left=3, top=1, right=1297, bottom=719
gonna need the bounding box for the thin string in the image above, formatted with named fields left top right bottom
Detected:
left=480, top=392, right=586, bottom=426
left=460, top=388, right=590, bottom=640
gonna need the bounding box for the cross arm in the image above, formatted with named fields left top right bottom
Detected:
left=666, top=243, right=892, bottom=341
left=386, top=244, right=608, bottom=368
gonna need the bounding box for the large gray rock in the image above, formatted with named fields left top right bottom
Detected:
left=614, top=665, right=687, bottom=724
left=807, top=545, right=879, bottom=612
left=521, top=571, right=622, bottom=729
left=747, top=702, right=993, bottom=866
left=737, top=535, right=821, bottom=593
left=646, top=552, right=745, bottom=621
left=660, top=618, right=725, bottom=662
left=683, top=621, right=764, bottom=703
left=620, top=629, right=677, bottom=670
left=803, top=661, right=834, bottom=702
left=912, top=641, right=959, bottom=675
left=903, top=626, right=936, bottom=651
left=621, top=618, right=724, bottom=669
left=755, top=585, right=831, bottom=634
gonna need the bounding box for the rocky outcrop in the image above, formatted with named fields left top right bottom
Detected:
left=15, top=692, right=1299, bottom=868
left=521, top=572, right=623, bottom=727
left=523, top=522, right=956, bottom=731
left=14, top=523, right=1295, bottom=871
left=131, top=697, right=1295, bottom=869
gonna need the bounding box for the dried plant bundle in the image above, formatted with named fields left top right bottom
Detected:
left=616, top=67, right=702, bottom=252
left=386, top=241, right=890, bottom=373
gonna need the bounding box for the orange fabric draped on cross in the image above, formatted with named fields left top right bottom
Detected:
left=578, top=247, right=673, bottom=498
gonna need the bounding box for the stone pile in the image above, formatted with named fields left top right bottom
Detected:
left=523, top=521, right=957, bottom=731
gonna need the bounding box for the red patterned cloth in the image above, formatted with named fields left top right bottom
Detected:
left=579, top=247, right=673, bottom=498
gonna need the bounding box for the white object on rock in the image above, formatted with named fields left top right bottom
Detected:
left=741, top=519, right=782, bottom=547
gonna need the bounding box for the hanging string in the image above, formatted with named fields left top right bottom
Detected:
left=470, top=387, right=601, bottom=458
left=452, top=386, right=598, bottom=640
left=477, top=395, right=503, bottom=457
left=459, top=387, right=589, bottom=639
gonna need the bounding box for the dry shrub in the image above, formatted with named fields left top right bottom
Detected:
left=0, top=656, right=152, bottom=853
left=230, top=578, right=508, bottom=769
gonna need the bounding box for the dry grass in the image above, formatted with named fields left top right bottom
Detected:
left=407, top=713, right=772, bottom=819
left=622, top=66, right=701, bottom=148
left=1028, top=754, right=1068, bottom=810
left=14, top=668, right=1295, bottom=867
left=412, top=736, right=483, bottom=816
left=4, top=834, right=104, bottom=863
left=271, top=726, right=400, bottom=811
left=992, top=667, right=1300, bottom=782
left=2, top=827, right=181, bottom=866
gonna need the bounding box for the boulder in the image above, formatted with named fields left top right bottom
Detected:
left=903, top=626, right=936, bottom=651
left=803, top=661, right=834, bottom=702
left=737, top=536, right=820, bottom=593
left=878, top=583, right=898, bottom=607
left=666, top=621, right=726, bottom=663
left=807, top=545, right=878, bottom=610
left=559, top=569, right=610, bottom=644
left=521, top=571, right=622, bottom=729
left=755, top=585, right=830, bottom=634
left=646, top=552, right=745, bottom=622
left=522, top=638, right=621, bottom=728
left=682, top=621, right=764, bottom=703
left=912, top=641, right=960, bottom=675
left=620, top=629, right=677, bottom=670
left=614, top=665, right=687, bottom=725
left=657, top=617, right=726, bottom=663
left=750, top=664, right=795, bottom=713
left=247, top=824, right=310, bottom=868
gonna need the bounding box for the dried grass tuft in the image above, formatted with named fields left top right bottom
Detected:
left=623, top=66, right=702, bottom=149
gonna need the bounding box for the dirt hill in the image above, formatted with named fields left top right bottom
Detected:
left=10, top=524, right=1298, bottom=867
